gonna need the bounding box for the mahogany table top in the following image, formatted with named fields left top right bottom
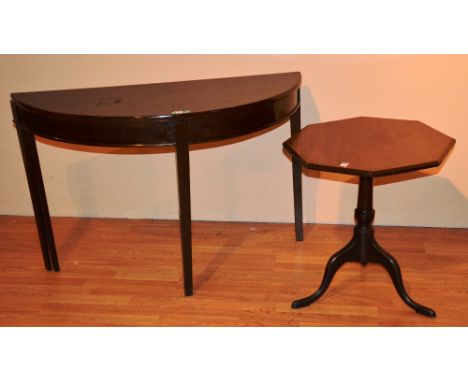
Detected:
left=11, top=72, right=301, bottom=147
left=283, top=116, right=455, bottom=177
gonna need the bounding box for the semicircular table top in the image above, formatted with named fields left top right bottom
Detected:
left=11, top=72, right=301, bottom=146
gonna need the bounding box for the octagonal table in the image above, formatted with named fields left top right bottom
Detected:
left=283, top=116, right=455, bottom=317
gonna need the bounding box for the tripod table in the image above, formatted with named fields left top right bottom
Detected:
left=283, top=116, right=455, bottom=317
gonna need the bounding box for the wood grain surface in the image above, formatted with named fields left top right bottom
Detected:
left=11, top=72, right=301, bottom=146
left=0, top=216, right=466, bottom=326
left=283, top=117, right=455, bottom=177
left=11, top=72, right=300, bottom=118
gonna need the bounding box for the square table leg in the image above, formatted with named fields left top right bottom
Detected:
left=175, top=141, right=193, bottom=296
left=15, top=126, right=60, bottom=272
left=290, top=89, right=303, bottom=241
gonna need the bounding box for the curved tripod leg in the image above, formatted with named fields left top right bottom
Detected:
left=372, top=240, right=436, bottom=318
left=292, top=240, right=356, bottom=309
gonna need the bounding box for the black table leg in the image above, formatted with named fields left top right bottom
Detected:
left=290, top=89, right=303, bottom=241
left=176, top=141, right=193, bottom=296
left=292, top=176, right=436, bottom=317
left=16, top=126, right=60, bottom=271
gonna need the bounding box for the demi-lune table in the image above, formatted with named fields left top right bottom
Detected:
left=11, top=72, right=304, bottom=296
left=283, top=116, right=455, bottom=317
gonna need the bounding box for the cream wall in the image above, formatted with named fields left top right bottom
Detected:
left=0, top=55, right=467, bottom=227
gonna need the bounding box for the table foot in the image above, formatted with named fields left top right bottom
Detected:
left=292, top=240, right=355, bottom=309
left=371, top=240, right=436, bottom=318
left=292, top=235, right=436, bottom=317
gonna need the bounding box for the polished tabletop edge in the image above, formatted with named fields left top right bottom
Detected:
left=11, top=72, right=301, bottom=96
left=283, top=116, right=455, bottom=177
left=11, top=72, right=301, bottom=119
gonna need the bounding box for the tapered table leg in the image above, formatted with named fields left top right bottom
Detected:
left=176, top=141, right=193, bottom=296
left=16, top=126, right=60, bottom=271
left=290, top=89, right=303, bottom=241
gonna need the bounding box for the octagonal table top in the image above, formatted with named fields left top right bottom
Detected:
left=283, top=116, right=455, bottom=177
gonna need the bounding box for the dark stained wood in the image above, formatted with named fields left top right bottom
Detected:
left=15, top=126, right=59, bottom=271
left=10, top=72, right=303, bottom=297
left=0, top=216, right=467, bottom=326
left=175, top=141, right=193, bottom=296
left=289, top=89, right=303, bottom=241
left=291, top=177, right=436, bottom=317
left=12, top=73, right=300, bottom=117
left=283, top=116, right=456, bottom=317
left=11, top=72, right=301, bottom=146
left=283, top=116, right=455, bottom=177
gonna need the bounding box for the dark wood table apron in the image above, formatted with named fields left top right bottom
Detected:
left=10, top=72, right=303, bottom=296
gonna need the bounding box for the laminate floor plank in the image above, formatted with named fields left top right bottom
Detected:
left=0, top=216, right=466, bottom=326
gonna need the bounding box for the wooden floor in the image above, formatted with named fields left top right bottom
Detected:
left=0, top=215, right=467, bottom=326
